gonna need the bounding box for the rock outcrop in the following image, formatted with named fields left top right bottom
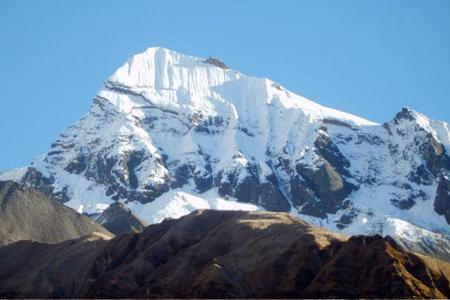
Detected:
left=435, top=176, right=450, bottom=223
left=90, top=202, right=147, bottom=234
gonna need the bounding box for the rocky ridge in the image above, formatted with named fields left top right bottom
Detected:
left=0, top=210, right=449, bottom=298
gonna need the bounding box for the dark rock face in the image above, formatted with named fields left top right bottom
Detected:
left=389, top=110, right=450, bottom=183
left=322, top=118, right=354, bottom=129
left=393, top=107, right=418, bottom=123
left=171, top=162, right=213, bottom=193
left=82, top=151, right=170, bottom=204
left=170, top=164, right=191, bottom=188
left=0, top=181, right=113, bottom=245
left=234, top=175, right=259, bottom=204
left=391, top=197, right=416, bottom=210
left=421, top=134, right=450, bottom=177
left=91, top=202, right=147, bottom=234
left=203, top=57, right=228, bottom=69
left=47, top=137, right=225, bottom=206
left=192, top=115, right=227, bottom=135
left=21, top=167, right=57, bottom=199
left=218, top=164, right=260, bottom=205
left=435, top=176, right=450, bottom=223
left=0, top=210, right=449, bottom=299
left=293, top=161, right=355, bottom=216
left=408, top=164, right=434, bottom=185
left=335, top=205, right=359, bottom=229
left=288, top=132, right=356, bottom=218
left=218, top=165, right=290, bottom=212
left=65, top=148, right=90, bottom=174
left=290, top=174, right=325, bottom=217
left=314, top=133, right=351, bottom=177
left=125, top=150, right=146, bottom=189
left=258, top=174, right=290, bottom=212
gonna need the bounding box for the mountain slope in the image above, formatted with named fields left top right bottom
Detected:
left=0, top=210, right=449, bottom=299
left=2, top=47, right=450, bottom=257
left=90, top=202, right=147, bottom=234
left=0, top=181, right=113, bottom=245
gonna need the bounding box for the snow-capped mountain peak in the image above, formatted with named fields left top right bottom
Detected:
left=2, top=46, right=450, bottom=259
left=104, top=47, right=375, bottom=126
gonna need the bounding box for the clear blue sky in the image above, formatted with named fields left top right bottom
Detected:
left=1, top=0, right=449, bottom=170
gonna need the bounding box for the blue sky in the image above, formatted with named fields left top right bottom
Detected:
left=0, top=0, right=449, bottom=170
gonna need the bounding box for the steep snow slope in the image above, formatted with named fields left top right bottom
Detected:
left=2, top=47, right=450, bottom=258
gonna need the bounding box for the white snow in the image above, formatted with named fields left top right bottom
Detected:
left=107, top=47, right=376, bottom=126
left=0, top=166, right=28, bottom=182
left=47, top=167, right=114, bottom=214
left=126, top=184, right=259, bottom=224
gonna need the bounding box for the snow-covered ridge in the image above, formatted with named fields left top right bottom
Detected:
left=105, top=47, right=376, bottom=126
left=2, top=46, right=450, bottom=260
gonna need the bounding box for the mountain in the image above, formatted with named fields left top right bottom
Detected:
left=0, top=181, right=113, bottom=245
left=90, top=202, right=147, bottom=234
left=0, top=210, right=449, bottom=298
left=1, top=47, right=450, bottom=258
